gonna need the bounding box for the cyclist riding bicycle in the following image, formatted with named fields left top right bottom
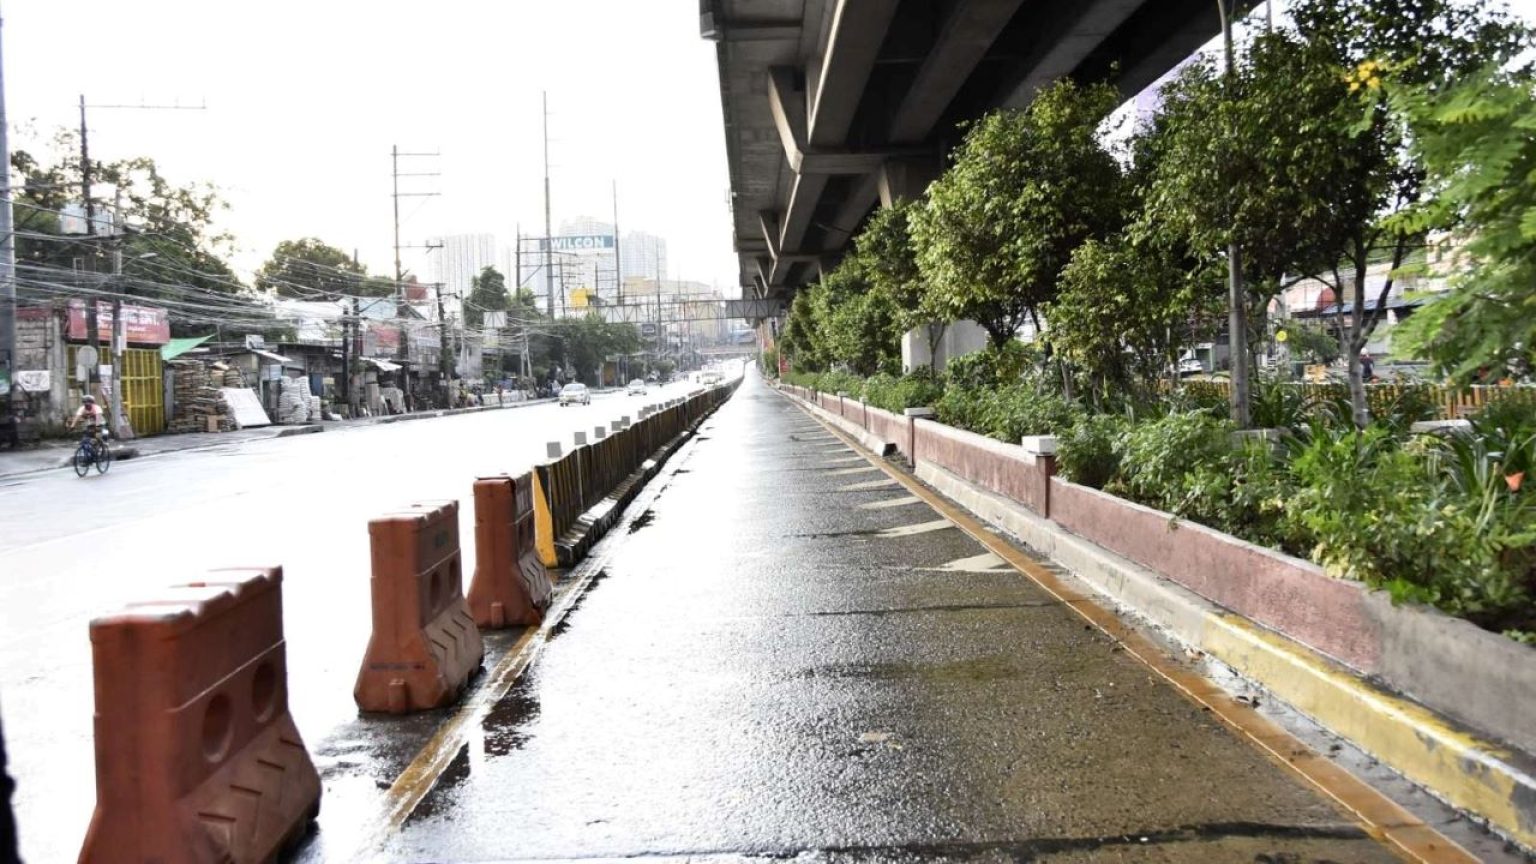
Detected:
left=68, top=395, right=108, bottom=449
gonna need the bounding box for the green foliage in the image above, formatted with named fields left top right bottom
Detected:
left=781, top=251, right=905, bottom=377
left=760, top=347, right=779, bottom=379
left=936, top=378, right=1080, bottom=444
left=782, top=369, right=863, bottom=397
left=1109, top=412, right=1236, bottom=525
left=1285, top=426, right=1533, bottom=629
left=1141, top=31, right=1366, bottom=296
left=1057, top=413, right=1128, bottom=489
left=1049, top=236, right=1213, bottom=404
left=781, top=288, right=826, bottom=371
left=1282, top=323, right=1343, bottom=365
left=547, top=314, right=641, bottom=385
left=853, top=201, right=932, bottom=335
left=1384, top=65, right=1536, bottom=382
left=941, top=342, right=1033, bottom=391
left=256, top=238, right=368, bottom=299
left=1250, top=374, right=1307, bottom=429
left=860, top=368, right=944, bottom=414
left=913, top=79, right=1125, bottom=346
left=1169, top=381, right=1231, bottom=419
left=464, top=266, right=510, bottom=330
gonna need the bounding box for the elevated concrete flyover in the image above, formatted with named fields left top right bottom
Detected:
left=703, top=0, right=1231, bottom=300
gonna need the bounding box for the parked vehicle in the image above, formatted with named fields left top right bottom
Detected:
left=558, top=382, right=591, bottom=406
left=626, top=379, right=648, bottom=396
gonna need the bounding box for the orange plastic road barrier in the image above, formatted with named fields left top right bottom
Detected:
left=79, top=566, right=321, bottom=864
left=467, top=473, right=553, bottom=628
left=355, top=500, right=485, bottom=713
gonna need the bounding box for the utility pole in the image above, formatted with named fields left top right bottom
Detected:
left=0, top=9, right=16, bottom=437
left=612, top=180, right=622, bottom=306
left=108, top=187, right=130, bottom=439
left=542, top=91, right=555, bottom=318
left=390, top=145, right=440, bottom=411
left=79, top=95, right=100, bottom=391
left=654, top=240, right=663, bottom=369
left=434, top=282, right=453, bottom=407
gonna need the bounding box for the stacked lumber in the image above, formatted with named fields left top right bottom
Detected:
left=166, top=360, right=237, bottom=434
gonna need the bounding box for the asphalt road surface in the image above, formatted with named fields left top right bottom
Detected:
left=374, top=374, right=1403, bottom=862
left=0, top=380, right=696, bottom=864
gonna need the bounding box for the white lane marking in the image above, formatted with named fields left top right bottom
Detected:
left=827, top=465, right=878, bottom=476
left=876, top=519, right=955, bottom=538
left=821, top=456, right=866, bottom=466
left=928, top=552, right=1010, bottom=572
left=857, top=496, right=923, bottom=510
left=838, top=478, right=899, bottom=491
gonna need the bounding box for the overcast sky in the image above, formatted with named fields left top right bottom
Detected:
left=6, top=1, right=1535, bottom=300
left=4, top=0, right=739, bottom=293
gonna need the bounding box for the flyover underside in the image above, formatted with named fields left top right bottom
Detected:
left=708, top=0, right=1226, bottom=301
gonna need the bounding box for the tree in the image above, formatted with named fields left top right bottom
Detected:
left=852, top=201, right=940, bottom=370
left=7, top=138, right=294, bottom=337
left=1142, top=30, right=1374, bottom=425
left=548, top=314, right=641, bottom=385
left=782, top=286, right=828, bottom=372
left=1286, top=0, right=1529, bottom=424
left=912, top=79, right=1124, bottom=348
left=255, top=238, right=368, bottom=299
left=1385, top=65, right=1536, bottom=382
left=1050, top=236, right=1223, bottom=405
left=464, top=266, right=510, bottom=330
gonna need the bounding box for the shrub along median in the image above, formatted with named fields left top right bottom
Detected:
left=783, top=354, right=1536, bottom=643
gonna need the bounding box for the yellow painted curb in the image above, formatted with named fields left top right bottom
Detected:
left=1204, top=613, right=1536, bottom=850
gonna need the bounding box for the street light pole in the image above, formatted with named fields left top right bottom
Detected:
left=0, top=9, right=15, bottom=438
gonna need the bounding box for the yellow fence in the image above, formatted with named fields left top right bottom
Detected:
left=1178, top=379, right=1534, bottom=421
left=66, top=345, right=166, bottom=436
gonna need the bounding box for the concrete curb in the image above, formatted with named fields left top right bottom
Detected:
left=1, top=398, right=564, bottom=480
left=785, top=387, right=1536, bottom=853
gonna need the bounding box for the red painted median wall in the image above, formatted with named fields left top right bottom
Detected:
left=914, top=419, right=1050, bottom=517
left=1048, top=477, right=1383, bottom=672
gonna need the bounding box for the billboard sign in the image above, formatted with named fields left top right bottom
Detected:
left=539, top=234, right=614, bottom=253
left=67, top=300, right=171, bottom=346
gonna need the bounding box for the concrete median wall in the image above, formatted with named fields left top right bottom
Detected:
left=535, top=382, right=741, bottom=568
left=914, top=418, right=1051, bottom=518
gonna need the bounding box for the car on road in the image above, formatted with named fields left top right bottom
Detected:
left=699, top=371, right=723, bottom=385
left=626, top=379, right=648, bottom=396
left=558, top=382, right=591, bottom=406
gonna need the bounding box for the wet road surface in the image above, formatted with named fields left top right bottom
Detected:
left=0, top=381, right=698, bottom=864
left=380, top=373, right=1401, bottom=862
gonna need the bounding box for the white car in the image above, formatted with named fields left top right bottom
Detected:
left=626, top=379, right=648, bottom=396
left=558, top=382, right=590, bottom=406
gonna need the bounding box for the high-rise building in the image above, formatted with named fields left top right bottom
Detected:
left=621, top=230, right=668, bottom=285
left=432, top=234, right=514, bottom=320
left=558, top=217, right=668, bottom=285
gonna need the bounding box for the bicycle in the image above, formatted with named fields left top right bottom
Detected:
left=72, top=432, right=112, bottom=477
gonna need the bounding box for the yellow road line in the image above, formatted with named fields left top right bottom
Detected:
left=800, top=402, right=1476, bottom=864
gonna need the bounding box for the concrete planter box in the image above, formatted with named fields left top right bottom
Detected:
left=782, top=384, right=1533, bottom=754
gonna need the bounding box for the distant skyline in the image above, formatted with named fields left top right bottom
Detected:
left=4, top=1, right=738, bottom=295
